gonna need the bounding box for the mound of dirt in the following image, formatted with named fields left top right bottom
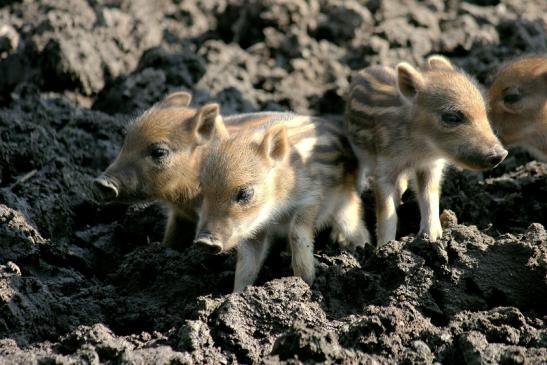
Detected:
left=0, top=0, right=545, bottom=363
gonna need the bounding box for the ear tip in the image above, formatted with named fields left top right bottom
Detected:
left=269, top=124, right=287, bottom=134
left=161, top=90, right=192, bottom=107
left=428, top=54, right=446, bottom=60
left=427, top=55, right=451, bottom=64
left=201, top=103, right=220, bottom=115
left=166, top=90, right=191, bottom=96
left=396, top=62, right=413, bottom=72
left=427, top=55, right=454, bottom=70
left=206, top=102, right=220, bottom=110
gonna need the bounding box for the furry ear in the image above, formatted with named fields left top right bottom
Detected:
left=427, top=55, right=454, bottom=71
left=396, top=62, right=424, bottom=99
left=259, top=125, right=289, bottom=165
left=159, top=91, right=192, bottom=108
left=193, top=103, right=228, bottom=144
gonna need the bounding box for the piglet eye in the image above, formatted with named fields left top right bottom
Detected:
left=234, top=186, right=254, bottom=205
left=149, top=145, right=170, bottom=161
left=503, top=93, right=522, bottom=104
left=441, top=111, right=466, bottom=126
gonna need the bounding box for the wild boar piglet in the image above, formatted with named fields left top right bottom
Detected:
left=489, top=55, right=547, bottom=161
left=345, top=55, right=507, bottom=246
left=195, top=117, right=370, bottom=292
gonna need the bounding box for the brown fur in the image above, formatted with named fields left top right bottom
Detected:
left=489, top=55, right=547, bottom=161
left=345, top=55, right=507, bottom=246
left=93, top=91, right=304, bottom=248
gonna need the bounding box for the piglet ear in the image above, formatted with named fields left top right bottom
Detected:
left=427, top=55, right=454, bottom=71
left=193, top=103, right=228, bottom=144
left=259, top=125, right=289, bottom=165
left=396, top=62, right=424, bottom=99
left=159, top=91, right=192, bottom=108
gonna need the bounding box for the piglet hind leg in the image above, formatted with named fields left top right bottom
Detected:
left=414, top=161, right=444, bottom=242
left=233, top=234, right=272, bottom=292
left=289, top=207, right=319, bottom=286
left=395, top=173, right=409, bottom=206
left=333, top=188, right=370, bottom=250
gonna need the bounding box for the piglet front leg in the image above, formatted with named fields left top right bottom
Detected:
left=162, top=210, right=188, bottom=248
left=233, top=234, right=272, bottom=292
left=414, top=160, right=445, bottom=242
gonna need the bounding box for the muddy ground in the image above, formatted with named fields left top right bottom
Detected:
left=0, top=0, right=546, bottom=364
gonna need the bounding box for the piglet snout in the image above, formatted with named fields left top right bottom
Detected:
left=486, top=144, right=508, bottom=168
left=93, top=175, right=119, bottom=202
left=194, top=230, right=223, bottom=254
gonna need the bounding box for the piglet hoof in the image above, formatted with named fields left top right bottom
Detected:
left=293, top=265, right=316, bottom=287
left=330, top=230, right=345, bottom=246
left=345, top=240, right=366, bottom=252
left=360, top=229, right=372, bottom=248
left=233, top=283, right=248, bottom=293
left=418, top=226, right=443, bottom=242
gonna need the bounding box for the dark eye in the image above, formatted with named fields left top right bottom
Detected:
left=234, top=186, right=254, bottom=205
left=149, top=145, right=170, bottom=161
left=441, top=111, right=466, bottom=126
left=503, top=93, right=522, bottom=104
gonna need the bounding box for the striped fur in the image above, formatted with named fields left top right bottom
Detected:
left=196, top=115, right=370, bottom=292
left=346, top=66, right=407, bottom=157
left=345, top=56, right=506, bottom=246
left=96, top=92, right=338, bottom=248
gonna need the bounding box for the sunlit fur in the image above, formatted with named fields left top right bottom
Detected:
left=96, top=91, right=304, bottom=248
left=489, top=55, right=547, bottom=161
left=345, top=55, right=507, bottom=246
left=197, top=117, right=370, bottom=292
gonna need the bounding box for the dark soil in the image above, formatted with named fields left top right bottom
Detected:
left=0, top=0, right=546, bottom=363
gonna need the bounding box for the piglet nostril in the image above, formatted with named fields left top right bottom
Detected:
left=195, top=230, right=211, bottom=239
left=488, top=145, right=509, bottom=167
left=193, top=231, right=222, bottom=254
left=93, top=176, right=119, bottom=201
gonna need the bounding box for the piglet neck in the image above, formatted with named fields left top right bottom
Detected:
left=404, top=106, right=424, bottom=146
left=271, top=163, right=295, bottom=207
left=163, top=150, right=202, bottom=209
left=162, top=177, right=200, bottom=210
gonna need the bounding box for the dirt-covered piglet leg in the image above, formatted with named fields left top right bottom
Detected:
left=333, top=189, right=370, bottom=249
left=415, top=160, right=445, bottom=242
left=289, top=207, right=319, bottom=286
left=375, top=174, right=399, bottom=246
